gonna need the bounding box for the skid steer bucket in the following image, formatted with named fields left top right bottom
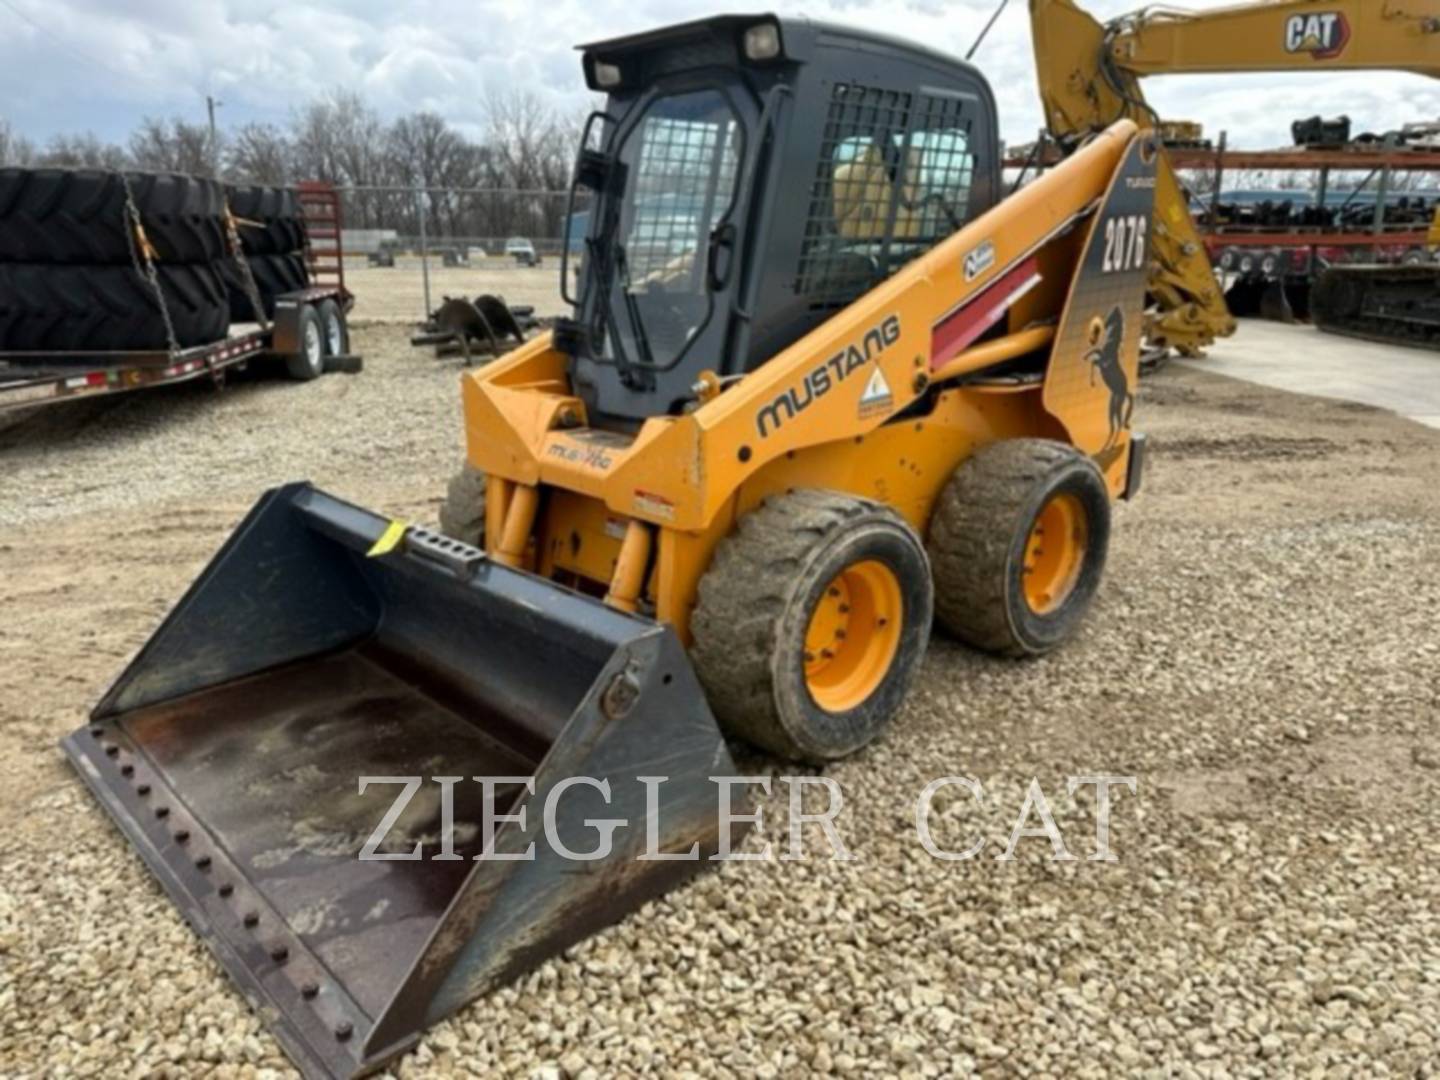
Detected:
left=61, top=484, right=738, bottom=1079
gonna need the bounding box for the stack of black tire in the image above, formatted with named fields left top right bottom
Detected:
left=223, top=185, right=311, bottom=323
left=0, top=169, right=231, bottom=351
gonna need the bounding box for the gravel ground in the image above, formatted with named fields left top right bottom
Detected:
left=2, top=326, right=1439, bottom=1078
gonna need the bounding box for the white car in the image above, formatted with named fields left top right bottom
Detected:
left=505, top=237, right=540, bottom=267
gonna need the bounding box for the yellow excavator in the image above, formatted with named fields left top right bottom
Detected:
left=67, top=14, right=1161, bottom=1078
left=1030, top=0, right=1440, bottom=353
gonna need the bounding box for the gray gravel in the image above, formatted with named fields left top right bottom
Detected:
left=2, top=325, right=1439, bottom=1077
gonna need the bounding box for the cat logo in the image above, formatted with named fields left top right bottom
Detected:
left=1284, top=11, right=1349, bottom=59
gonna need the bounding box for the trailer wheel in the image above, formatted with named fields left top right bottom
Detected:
left=318, top=299, right=348, bottom=357
left=285, top=305, right=325, bottom=381
left=692, top=490, right=933, bottom=763
left=438, top=465, right=487, bottom=546
left=928, top=439, right=1110, bottom=657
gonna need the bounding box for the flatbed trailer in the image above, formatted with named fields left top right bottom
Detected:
left=0, top=183, right=359, bottom=412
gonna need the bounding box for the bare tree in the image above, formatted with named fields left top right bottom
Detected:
left=0, top=118, right=35, bottom=166
left=226, top=122, right=291, bottom=184
left=387, top=112, right=491, bottom=235
left=130, top=117, right=215, bottom=174
left=482, top=89, right=572, bottom=190
left=37, top=132, right=127, bottom=169
left=291, top=91, right=394, bottom=225
left=5, top=89, right=594, bottom=247
left=478, top=90, right=584, bottom=237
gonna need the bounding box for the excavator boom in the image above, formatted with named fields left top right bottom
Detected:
left=1030, top=0, right=1440, bottom=354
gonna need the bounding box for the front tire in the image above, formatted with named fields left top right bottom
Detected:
left=928, top=439, right=1110, bottom=657
left=438, top=465, right=487, bottom=546
left=691, top=490, right=933, bottom=764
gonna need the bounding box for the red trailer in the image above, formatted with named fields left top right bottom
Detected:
left=0, top=183, right=359, bottom=412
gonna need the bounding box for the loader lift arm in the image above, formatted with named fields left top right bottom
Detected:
left=1030, top=0, right=1440, bottom=354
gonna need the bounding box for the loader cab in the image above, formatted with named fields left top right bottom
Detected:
left=559, top=14, right=1001, bottom=427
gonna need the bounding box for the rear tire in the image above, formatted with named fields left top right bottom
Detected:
left=927, top=439, right=1110, bottom=657
left=284, top=305, right=325, bottom=381
left=691, top=489, right=933, bottom=763
left=438, top=465, right=487, bottom=546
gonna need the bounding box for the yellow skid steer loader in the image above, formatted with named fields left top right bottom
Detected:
left=64, top=15, right=1157, bottom=1078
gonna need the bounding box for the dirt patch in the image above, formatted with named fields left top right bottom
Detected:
left=1159, top=434, right=1338, bottom=460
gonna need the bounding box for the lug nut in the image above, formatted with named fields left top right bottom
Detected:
left=243, top=912, right=259, bottom=928
left=137, top=783, right=151, bottom=796
left=174, top=830, right=190, bottom=844
left=155, top=806, right=170, bottom=819
left=196, top=855, right=212, bottom=870
left=219, top=883, right=234, bottom=898
left=302, top=982, right=320, bottom=999
left=335, top=1021, right=354, bottom=1041
left=270, top=945, right=289, bottom=962
left=104, top=745, right=119, bottom=758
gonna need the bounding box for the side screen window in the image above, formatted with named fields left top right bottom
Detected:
left=797, top=84, right=982, bottom=310
left=900, top=128, right=975, bottom=240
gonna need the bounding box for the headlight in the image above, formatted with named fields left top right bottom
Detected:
left=743, top=22, right=782, bottom=60
left=594, top=61, right=622, bottom=88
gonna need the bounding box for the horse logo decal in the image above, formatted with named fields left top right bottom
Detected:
left=1085, top=306, right=1133, bottom=451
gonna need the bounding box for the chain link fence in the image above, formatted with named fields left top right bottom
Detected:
left=334, top=186, right=590, bottom=322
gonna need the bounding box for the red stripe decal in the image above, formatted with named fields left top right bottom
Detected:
left=930, top=256, right=1041, bottom=372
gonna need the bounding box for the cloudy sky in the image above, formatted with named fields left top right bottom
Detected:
left=1, top=0, right=1436, bottom=150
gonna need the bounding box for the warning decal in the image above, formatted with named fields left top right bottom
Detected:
left=858, top=367, right=893, bottom=418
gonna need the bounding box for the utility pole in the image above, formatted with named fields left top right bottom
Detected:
left=206, top=95, right=222, bottom=175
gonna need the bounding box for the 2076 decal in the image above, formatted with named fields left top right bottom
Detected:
left=1101, top=214, right=1147, bottom=275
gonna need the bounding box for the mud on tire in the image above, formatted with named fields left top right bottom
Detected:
left=691, top=489, right=933, bottom=763
left=0, top=261, right=229, bottom=351
left=0, top=169, right=227, bottom=265
left=927, top=438, right=1111, bottom=657
left=438, top=465, right=488, bottom=547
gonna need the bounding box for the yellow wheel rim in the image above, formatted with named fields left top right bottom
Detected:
left=1022, top=492, right=1088, bottom=615
left=804, top=559, right=904, bottom=712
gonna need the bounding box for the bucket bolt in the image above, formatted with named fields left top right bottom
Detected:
left=601, top=663, right=644, bottom=721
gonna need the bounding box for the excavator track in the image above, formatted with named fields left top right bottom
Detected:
left=1311, top=263, right=1440, bottom=351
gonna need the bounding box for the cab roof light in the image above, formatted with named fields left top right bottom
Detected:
left=743, top=22, right=782, bottom=61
